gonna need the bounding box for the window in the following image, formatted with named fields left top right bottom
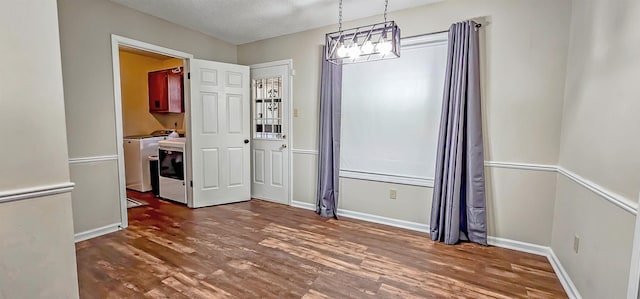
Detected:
left=253, top=77, right=283, bottom=139
left=340, top=33, right=448, bottom=187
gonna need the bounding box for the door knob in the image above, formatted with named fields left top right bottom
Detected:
left=281, top=144, right=287, bottom=148
left=244, top=139, right=250, bottom=144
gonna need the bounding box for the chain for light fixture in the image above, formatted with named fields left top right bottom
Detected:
left=325, top=0, right=401, bottom=65
left=338, top=0, right=343, bottom=32
left=384, top=0, right=388, bottom=22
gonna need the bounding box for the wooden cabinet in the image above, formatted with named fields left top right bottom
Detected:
left=148, top=67, right=183, bottom=113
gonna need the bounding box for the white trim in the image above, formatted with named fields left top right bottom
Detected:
left=292, top=201, right=582, bottom=298
left=291, top=200, right=316, bottom=211
left=484, top=161, right=637, bottom=215
left=547, top=249, right=582, bottom=299
left=487, top=236, right=582, bottom=299
left=0, top=182, right=75, bottom=204
left=250, top=59, right=294, bottom=206
left=291, top=148, right=319, bottom=155
left=627, top=193, right=640, bottom=299
left=557, top=166, right=637, bottom=215
left=252, top=195, right=288, bottom=205
left=340, top=170, right=434, bottom=187
left=112, top=35, right=193, bottom=59
left=111, top=34, right=194, bottom=229
left=74, top=223, right=121, bottom=243
left=68, top=155, right=118, bottom=164
left=320, top=159, right=637, bottom=215
left=249, top=59, right=293, bottom=70
left=289, top=162, right=591, bottom=298
left=484, top=161, right=557, bottom=172
left=487, top=236, right=549, bottom=256
left=337, top=208, right=430, bottom=233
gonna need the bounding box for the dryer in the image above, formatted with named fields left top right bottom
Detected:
left=123, top=136, right=163, bottom=192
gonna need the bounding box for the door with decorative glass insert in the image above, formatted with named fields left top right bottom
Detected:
left=250, top=62, right=290, bottom=204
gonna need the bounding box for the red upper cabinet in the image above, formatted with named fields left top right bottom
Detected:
left=148, top=67, right=183, bottom=113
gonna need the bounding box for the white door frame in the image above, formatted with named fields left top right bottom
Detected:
left=110, top=34, right=193, bottom=228
left=628, top=192, right=640, bottom=299
left=249, top=59, right=294, bottom=206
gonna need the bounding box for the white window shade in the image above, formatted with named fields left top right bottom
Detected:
left=340, top=33, right=448, bottom=187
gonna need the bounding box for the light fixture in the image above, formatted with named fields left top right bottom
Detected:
left=325, top=0, right=401, bottom=65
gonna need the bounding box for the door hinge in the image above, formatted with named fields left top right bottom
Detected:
left=187, top=72, right=191, bottom=80
left=290, top=69, right=296, bottom=76
left=190, top=180, right=193, bottom=187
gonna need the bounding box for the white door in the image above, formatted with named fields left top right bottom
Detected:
left=250, top=62, right=291, bottom=204
left=189, top=59, right=250, bottom=208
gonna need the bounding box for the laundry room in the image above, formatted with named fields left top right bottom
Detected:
left=119, top=47, right=187, bottom=207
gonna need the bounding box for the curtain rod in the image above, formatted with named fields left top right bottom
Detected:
left=406, top=23, right=483, bottom=39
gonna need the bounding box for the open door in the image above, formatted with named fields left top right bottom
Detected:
left=189, top=59, right=250, bottom=208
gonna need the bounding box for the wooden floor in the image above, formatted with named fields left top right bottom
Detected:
left=76, top=191, right=567, bottom=298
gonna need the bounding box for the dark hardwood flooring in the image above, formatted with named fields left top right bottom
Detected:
left=75, top=191, right=567, bottom=298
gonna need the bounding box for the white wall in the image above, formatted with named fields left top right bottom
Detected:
left=57, top=0, right=238, bottom=235
left=551, top=0, right=640, bottom=297
left=0, top=0, right=79, bottom=297
left=238, top=0, right=572, bottom=246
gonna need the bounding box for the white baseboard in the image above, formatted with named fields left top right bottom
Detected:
left=336, top=208, right=430, bottom=233
left=291, top=200, right=315, bottom=211
left=487, top=237, right=581, bottom=299
left=74, top=223, right=121, bottom=243
left=288, top=202, right=580, bottom=298
left=290, top=201, right=429, bottom=233
left=486, top=236, right=549, bottom=256
left=547, top=249, right=581, bottom=299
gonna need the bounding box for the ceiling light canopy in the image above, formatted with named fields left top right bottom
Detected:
left=325, top=0, right=401, bottom=65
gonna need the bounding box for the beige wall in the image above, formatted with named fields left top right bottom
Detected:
left=120, top=51, right=185, bottom=136
left=558, top=0, right=640, bottom=201
left=551, top=0, right=640, bottom=297
left=0, top=194, right=79, bottom=298
left=0, top=0, right=79, bottom=297
left=57, top=0, right=238, bottom=235
left=58, top=0, right=237, bottom=158
left=238, top=0, right=572, bottom=246
left=552, top=176, right=634, bottom=298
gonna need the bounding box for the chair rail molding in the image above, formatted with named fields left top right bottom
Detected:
left=291, top=148, right=319, bottom=155
left=556, top=166, right=637, bottom=215
left=484, top=161, right=637, bottom=215
left=484, top=160, right=557, bottom=172
left=68, top=155, right=119, bottom=164
left=0, top=182, right=75, bottom=204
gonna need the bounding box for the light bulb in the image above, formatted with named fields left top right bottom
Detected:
left=376, top=40, right=392, bottom=54
left=348, top=43, right=361, bottom=58
left=361, top=41, right=374, bottom=54
left=336, top=44, right=348, bottom=58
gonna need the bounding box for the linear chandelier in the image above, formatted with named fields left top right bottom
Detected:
left=325, top=0, right=401, bottom=65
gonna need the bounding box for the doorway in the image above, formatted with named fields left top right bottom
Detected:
left=111, top=35, right=256, bottom=228
left=250, top=60, right=293, bottom=205
left=111, top=35, right=193, bottom=228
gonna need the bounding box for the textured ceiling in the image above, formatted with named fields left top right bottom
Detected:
left=110, top=0, right=444, bottom=45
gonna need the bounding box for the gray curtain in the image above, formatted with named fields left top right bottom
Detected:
left=316, top=46, right=342, bottom=218
left=430, top=21, right=487, bottom=245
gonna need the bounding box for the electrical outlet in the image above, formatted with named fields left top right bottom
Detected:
left=573, top=235, right=580, bottom=253
left=389, top=189, right=397, bottom=200
left=293, top=108, right=299, bottom=117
